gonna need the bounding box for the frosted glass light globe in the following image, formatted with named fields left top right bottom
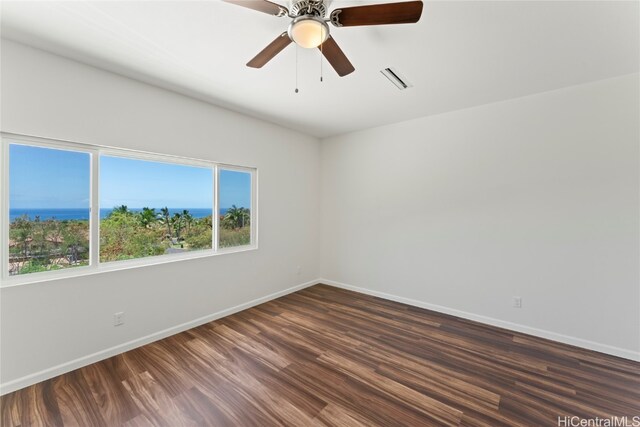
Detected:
left=288, top=17, right=329, bottom=49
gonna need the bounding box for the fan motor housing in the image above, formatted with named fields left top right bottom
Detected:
left=291, top=0, right=327, bottom=18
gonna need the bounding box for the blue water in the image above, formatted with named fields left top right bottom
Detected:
left=9, top=208, right=222, bottom=222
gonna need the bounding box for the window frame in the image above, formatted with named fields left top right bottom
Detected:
left=216, top=165, right=258, bottom=252
left=1, top=132, right=258, bottom=287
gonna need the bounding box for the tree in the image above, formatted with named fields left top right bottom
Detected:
left=10, top=215, right=32, bottom=257
left=138, top=207, right=157, bottom=228
left=100, top=213, right=164, bottom=262
left=171, top=213, right=184, bottom=240
left=110, top=205, right=131, bottom=217
left=182, top=210, right=194, bottom=232
left=48, top=220, right=63, bottom=249
left=30, top=216, right=52, bottom=266
left=222, top=205, right=250, bottom=230
left=61, top=222, right=85, bottom=265
left=160, top=207, right=172, bottom=238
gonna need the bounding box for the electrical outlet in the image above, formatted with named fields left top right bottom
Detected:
left=114, top=312, right=124, bottom=326
left=513, top=297, right=522, bottom=309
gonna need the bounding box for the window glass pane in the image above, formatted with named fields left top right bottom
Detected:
left=99, top=156, right=213, bottom=262
left=8, top=144, right=90, bottom=276
left=219, top=169, right=252, bottom=248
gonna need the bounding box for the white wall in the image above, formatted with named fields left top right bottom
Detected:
left=0, top=39, right=321, bottom=392
left=320, top=74, right=640, bottom=360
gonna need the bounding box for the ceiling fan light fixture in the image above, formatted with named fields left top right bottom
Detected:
left=226, top=0, right=424, bottom=77
left=288, top=16, right=329, bottom=49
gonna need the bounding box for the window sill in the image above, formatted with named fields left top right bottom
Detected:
left=0, top=245, right=258, bottom=288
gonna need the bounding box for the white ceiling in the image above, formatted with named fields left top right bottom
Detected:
left=1, top=1, right=638, bottom=138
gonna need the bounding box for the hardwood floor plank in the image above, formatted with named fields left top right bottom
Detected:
left=312, top=404, right=369, bottom=427
left=209, top=324, right=290, bottom=370
left=1, top=392, right=21, bottom=427
left=80, top=362, right=140, bottom=425
left=283, top=360, right=447, bottom=426
left=171, top=387, right=235, bottom=427
left=56, top=373, right=107, bottom=427
left=121, top=371, right=184, bottom=427
left=317, top=351, right=463, bottom=425
left=2, top=284, right=638, bottom=426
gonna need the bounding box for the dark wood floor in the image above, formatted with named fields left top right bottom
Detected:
left=2, top=284, right=639, bottom=426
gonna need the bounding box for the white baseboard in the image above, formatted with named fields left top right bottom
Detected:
left=320, top=278, right=640, bottom=362
left=0, top=279, right=321, bottom=396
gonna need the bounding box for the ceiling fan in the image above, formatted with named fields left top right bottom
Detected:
left=223, top=0, right=424, bottom=77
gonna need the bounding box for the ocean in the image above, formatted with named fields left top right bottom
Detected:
left=9, top=208, right=219, bottom=222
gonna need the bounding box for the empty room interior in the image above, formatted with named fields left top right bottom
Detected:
left=0, top=0, right=639, bottom=425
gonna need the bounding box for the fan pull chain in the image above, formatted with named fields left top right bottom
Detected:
left=295, top=44, right=299, bottom=93
left=320, top=32, right=324, bottom=82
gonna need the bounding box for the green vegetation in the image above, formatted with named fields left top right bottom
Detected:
left=9, top=206, right=251, bottom=275
left=219, top=226, right=251, bottom=248
left=9, top=215, right=89, bottom=275
left=99, top=205, right=213, bottom=262
left=219, top=205, right=251, bottom=248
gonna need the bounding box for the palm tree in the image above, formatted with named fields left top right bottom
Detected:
left=111, top=205, right=130, bottom=216
left=107, top=205, right=133, bottom=222
left=171, top=213, right=184, bottom=240
left=138, top=207, right=157, bottom=228
left=223, top=205, right=250, bottom=230
left=160, top=207, right=172, bottom=238
left=182, top=210, right=194, bottom=232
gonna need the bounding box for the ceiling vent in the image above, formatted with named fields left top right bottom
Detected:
left=380, top=67, right=413, bottom=90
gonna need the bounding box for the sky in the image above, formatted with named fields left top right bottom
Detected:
left=9, top=145, right=251, bottom=210
left=219, top=169, right=251, bottom=210
left=100, top=155, right=213, bottom=209
left=9, top=145, right=90, bottom=209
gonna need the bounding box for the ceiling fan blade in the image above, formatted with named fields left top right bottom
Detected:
left=247, top=32, right=292, bottom=68
left=330, top=1, right=423, bottom=27
left=222, top=0, right=288, bottom=17
left=319, top=36, right=355, bottom=77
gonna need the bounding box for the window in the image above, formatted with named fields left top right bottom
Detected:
left=8, top=144, right=91, bottom=276
left=218, top=169, right=253, bottom=249
left=1, top=134, right=257, bottom=284
left=100, top=156, right=213, bottom=262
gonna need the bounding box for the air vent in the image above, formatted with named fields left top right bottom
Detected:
left=380, top=67, right=413, bottom=90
